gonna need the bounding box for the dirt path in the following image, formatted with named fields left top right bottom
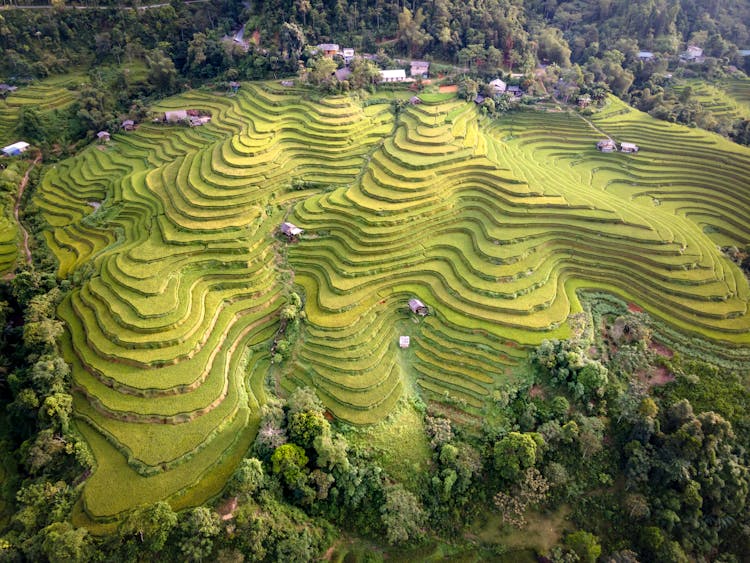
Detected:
left=574, top=111, right=611, bottom=140
left=14, top=154, right=41, bottom=267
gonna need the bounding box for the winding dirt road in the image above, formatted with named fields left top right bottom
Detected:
left=14, top=154, right=41, bottom=267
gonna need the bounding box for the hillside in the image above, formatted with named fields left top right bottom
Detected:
left=29, top=84, right=750, bottom=528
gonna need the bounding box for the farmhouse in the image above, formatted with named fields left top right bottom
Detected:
left=638, top=51, right=655, bottom=61
left=0, top=84, right=18, bottom=93
left=597, top=139, right=616, bottom=152
left=474, top=94, right=486, bottom=105
left=280, top=222, right=303, bottom=239
left=399, top=336, right=410, bottom=348
left=1, top=141, right=29, bottom=157
left=410, top=60, right=429, bottom=78
left=578, top=95, right=592, bottom=108
left=379, top=69, right=408, bottom=83
left=507, top=85, right=522, bottom=97
left=409, top=96, right=422, bottom=105
left=317, top=43, right=340, bottom=57
left=97, top=131, right=111, bottom=143
left=681, top=45, right=704, bottom=61
left=280, top=80, right=294, bottom=87
left=334, top=67, right=352, bottom=82
left=229, top=81, right=240, bottom=92
left=342, top=48, right=355, bottom=64
left=165, top=109, right=188, bottom=122
left=189, top=115, right=211, bottom=127
left=489, top=78, right=507, bottom=94
left=620, top=142, right=639, bottom=153
left=122, top=119, right=135, bottom=131
left=408, top=298, right=429, bottom=316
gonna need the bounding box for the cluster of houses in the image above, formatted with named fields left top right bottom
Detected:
left=162, top=109, right=212, bottom=127
left=93, top=119, right=139, bottom=145
left=377, top=61, right=431, bottom=83
left=597, top=139, right=639, bottom=153
left=315, top=43, right=432, bottom=84
left=474, top=77, right=525, bottom=105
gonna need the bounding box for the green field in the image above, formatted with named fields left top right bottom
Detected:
left=674, top=77, right=750, bottom=123
left=34, top=84, right=750, bottom=521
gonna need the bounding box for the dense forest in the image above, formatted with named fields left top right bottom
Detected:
left=2, top=0, right=750, bottom=145
left=1, top=0, right=750, bottom=561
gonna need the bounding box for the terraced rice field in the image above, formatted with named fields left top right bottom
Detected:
left=35, top=85, right=750, bottom=520
left=0, top=78, right=79, bottom=273
left=674, top=78, right=750, bottom=122
left=0, top=78, right=80, bottom=145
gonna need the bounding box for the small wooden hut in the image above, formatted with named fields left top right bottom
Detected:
left=408, top=298, right=428, bottom=316
left=280, top=222, right=304, bottom=239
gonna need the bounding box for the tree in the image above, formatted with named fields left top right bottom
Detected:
left=348, top=58, right=380, bottom=89
left=288, top=410, right=329, bottom=449
left=280, top=22, right=306, bottom=60
left=381, top=484, right=425, bottom=545
left=565, top=530, right=602, bottom=563
left=537, top=27, right=571, bottom=67
left=18, top=106, right=46, bottom=144
left=41, top=522, right=92, bottom=563
left=271, top=443, right=309, bottom=489
left=397, top=8, right=430, bottom=57
left=119, top=501, right=178, bottom=553
left=147, top=49, right=178, bottom=95
left=493, top=432, right=543, bottom=482
left=307, top=57, right=337, bottom=88
left=458, top=77, right=479, bottom=101
left=287, top=386, right=324, bottom=415
left=577, top=362, right=609, bottom=400
left=228, top=457, right=265, bottom=498
left=178, top=507, right=221, bottom=562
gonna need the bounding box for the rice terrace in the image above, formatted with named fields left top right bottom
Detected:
left=23, top=79, right=750, bottom=528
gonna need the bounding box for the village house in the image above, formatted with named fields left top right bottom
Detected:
left=597, top=139, right=616, bottom=152
left=620, top=142, right=639, bottom=153
left=409, top=96, right=422, bottom=105
left=280, top=222, right=303, bottom=239
left=189, top=115, right=212, bottom=127
left=342, top=48, right=355, bottom=64
left=0, top=84, right=18, bottom=94
left=97, top=131, right=111, bottom=143
left=229, top=81, right=241, bottom=92
left=317, top=43, right=340, bottom=57
left=379, top=69, right=408, bottom=83
left=334, top=67, right=352, bottom=82
left=408, top=298, right=429, bottom=316
left=474, top=94, right=486, bottom=105
left=399, top=336, right=410, bottom=349
left=681, top=45, right=704, bottom=61
left=165, top=110, right=188, bottom=123
left=122, top=119, right=135, bottom=131
left=489, top=78, right=507, bottom=94
left=578, top=95, right=592, bottom=108
left=638, top=51, right=655, bottom=61
left=1, top=141, right=29, bottom=157
left=410, top=60, right=429, bottom=78
left=280, top=80, right=294, bottom=87
left=507, top=85, right=523, bottom=97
